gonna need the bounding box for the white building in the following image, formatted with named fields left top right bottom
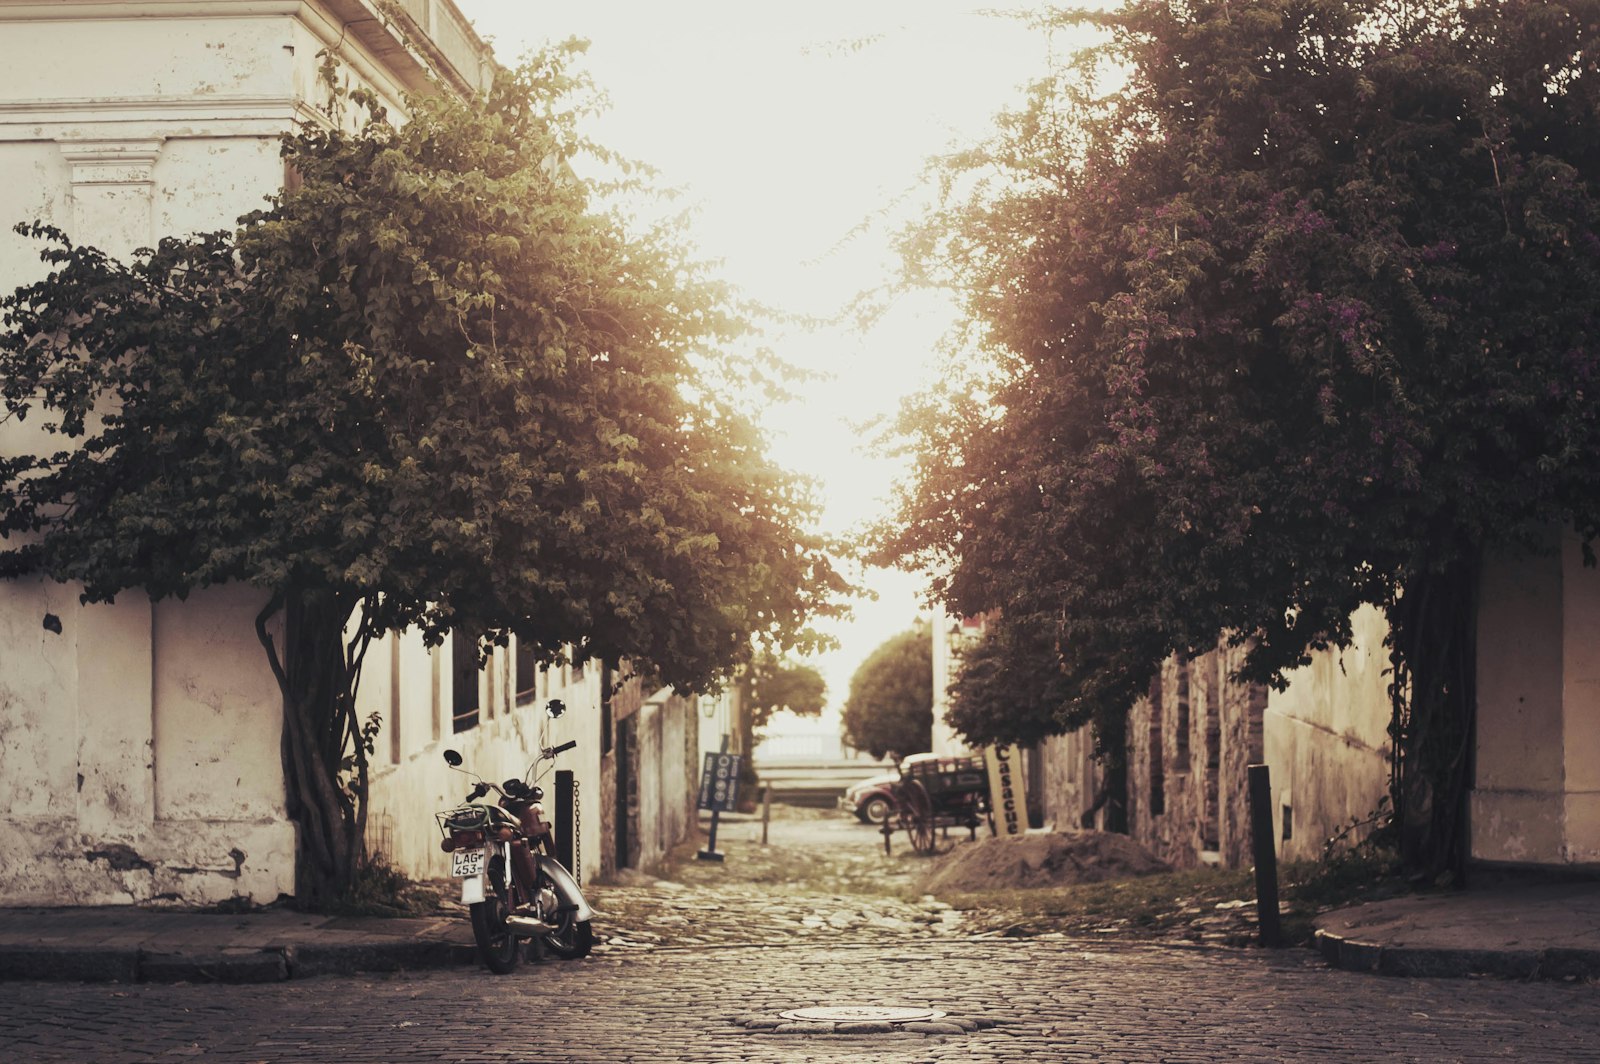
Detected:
left=0, top=0, right=661, bottom=907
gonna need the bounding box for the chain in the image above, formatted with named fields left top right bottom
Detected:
left=572, top=777, right=582, bottom=887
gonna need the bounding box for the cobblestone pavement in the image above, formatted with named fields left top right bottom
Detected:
left=586, top=812, right=971, bottom=952
left=4, top=937, right=1600, bottom=1063
left=6, top=808, right=1599, bottom=1062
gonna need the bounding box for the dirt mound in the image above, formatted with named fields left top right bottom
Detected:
left=921, top=830, right=1172, bottom=893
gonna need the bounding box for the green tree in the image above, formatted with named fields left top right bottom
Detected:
left=944, top=614, right=1071, bottom=749
left=740, top=648, right=828, bottom=734
left=880, top=0, right=1600, bottom=875
left=946, top=613, right=1127, bottom=831
left=0, top=49, right=845, bottom=906
left=842, top=628, right=932, bottom=760
left=734, top=648, right=827, bottom=806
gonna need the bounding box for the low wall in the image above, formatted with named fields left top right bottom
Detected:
left=365, top=646, right=605, bottom=889
left=0, top=581, right=294, bottom=906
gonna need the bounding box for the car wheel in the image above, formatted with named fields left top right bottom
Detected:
left=859, top=794, right=892, bottom=824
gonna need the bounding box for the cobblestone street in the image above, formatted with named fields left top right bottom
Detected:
left=6, top=936, right=1600, bottom=1063
left=4, top=810, right=1600, bottom=1063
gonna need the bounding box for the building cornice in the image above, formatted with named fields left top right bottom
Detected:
left=0, top=1, right=493, bottom=100
left=0, top=1, right=304, bottom=18
left=0, top=96, right=319, bottom=143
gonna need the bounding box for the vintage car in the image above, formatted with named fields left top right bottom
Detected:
left=839, top=753, right=944, bottom=823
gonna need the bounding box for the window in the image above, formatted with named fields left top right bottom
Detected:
left=514, top=637, right=538, bottom=705
left=1174, top=657, right=1191, bottom=772
left=451, top=630, right=481, bottom=733
left=600, top=659, right=614, bottom=757
left=1148, top=671, right=1165, bottom=817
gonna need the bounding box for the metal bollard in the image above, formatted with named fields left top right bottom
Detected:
left=1248, top=763, right=1284, bottom=948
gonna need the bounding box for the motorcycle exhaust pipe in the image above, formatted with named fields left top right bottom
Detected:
left=504, top=915, right=557, bottom=935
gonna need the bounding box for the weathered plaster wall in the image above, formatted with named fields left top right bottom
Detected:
left=364, top=641, right=607, bottom=889
left=1263, top=604, right=1393, bottom=864
left=1474, top=530, right=1600, bottom=866
left=626, top=690, right=699, bottom=871
left=0, top=582, right=292, bottom=905
left=0, top=0, right=492, bottom=906
left=650, top=691, right=697, bottom=868
left=636, top=695, right=665, bottom=869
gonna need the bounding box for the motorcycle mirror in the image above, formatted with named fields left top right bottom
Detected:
left=546, top=699, right=566, bottom=719
left=443, top=749, right=463, bottom=767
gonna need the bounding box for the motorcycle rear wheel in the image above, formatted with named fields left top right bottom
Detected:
left=470, top=862, right=521, bottom=974
left=542, top=916, right=593, bottom=959
left=538, top=870, right=593, bottom=959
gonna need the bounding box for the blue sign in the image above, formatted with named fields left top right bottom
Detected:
left=696, top=752, right=742, bottom=813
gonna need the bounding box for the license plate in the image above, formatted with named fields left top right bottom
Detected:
left=451, top=849, right=485, bottom=878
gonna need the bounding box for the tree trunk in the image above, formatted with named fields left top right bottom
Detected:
left=1085, top=713, right=1130, bottom=833
left=255, top=587, right=372, bottom=910
left=1388, top=558, right=1479, bottom=883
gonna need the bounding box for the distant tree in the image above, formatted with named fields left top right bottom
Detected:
left=947, top=613, right=1127, bottom=831
left=740, top=649, right=827, bottom=733
left=842, top=628, right=932, bottom=760
left=880, top=0, right=1600, bottom=875
left=733, top=648, right=827, bottom=806
left=944, top=613, right=1070, bottom=749
left=0, top=48, right=845, bottom=906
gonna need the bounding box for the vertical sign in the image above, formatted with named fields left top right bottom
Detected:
left=696, top=751, right=742, bottom=813
left=984, top=743, right=1028, bottom=837
left=697, top=741, right=741, bottom=862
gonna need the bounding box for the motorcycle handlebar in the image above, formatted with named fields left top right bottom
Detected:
left=550, top=740, right=577, bottom=757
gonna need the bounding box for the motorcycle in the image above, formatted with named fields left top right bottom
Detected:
left=436, top=708, right=593, bottom=972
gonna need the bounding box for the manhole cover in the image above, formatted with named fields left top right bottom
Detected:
left=777, top=1006, right=947, bottom=1023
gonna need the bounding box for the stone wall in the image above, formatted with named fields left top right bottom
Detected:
left=1038, top=639, right=1266, bottom=870
left=1039, top=622, right=1394, bottom=871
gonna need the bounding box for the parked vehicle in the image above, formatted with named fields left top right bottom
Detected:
left=436, top=706, right=593, bottom=973
left=840, top=753, right=943, bottom=823
left=842, top=772, right=898, bottom=823
left=878, top=753, right=991, bottom=855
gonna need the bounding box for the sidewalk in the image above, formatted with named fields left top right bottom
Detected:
left=0, top=905, right=475, bottom=984
left=1313, top=880, right=1600, bottom=979
left=5, top=873, right=1600, bottom=985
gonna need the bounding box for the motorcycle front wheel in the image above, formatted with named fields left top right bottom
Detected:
left=538, top=870, right=593, bottom=960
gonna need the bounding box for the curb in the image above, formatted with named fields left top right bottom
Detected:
left=0, top=940, right=478, bottom=984
left=1314, top=929, right=1600, bottom=981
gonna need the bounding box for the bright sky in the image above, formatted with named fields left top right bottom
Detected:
left=453, top=1, right=1061, bottom=712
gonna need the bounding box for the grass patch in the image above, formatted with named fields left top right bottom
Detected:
left=939, top=845, right=1409, bottom=946
left=327, top=854, right=451, bottom=917
left=943, top=866, right=1257, bottom=939
left=1279, top=843, right=1408, bottom=943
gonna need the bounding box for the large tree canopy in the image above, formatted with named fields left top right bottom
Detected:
left=880, top=0, right=1600, bottom=871
left=0, top=49, right=845, bottom=904
left=842, top=628, right=932, bottom=760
